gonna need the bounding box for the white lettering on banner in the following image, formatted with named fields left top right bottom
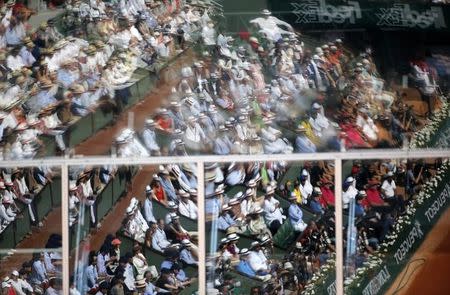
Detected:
left=394, top=220, right=424, bottom=264
left=291, top=0, right=362, bottom=24
left=425, top=184, right=450, bottom=222
left=327, top=280, right=336, bottom=295
left=362, top=265, right=391, bottom=295
left=376, top=4, right=447, bottom=29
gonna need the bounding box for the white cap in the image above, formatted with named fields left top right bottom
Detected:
left=240, top=248, right=249, bottom=255
left=11, top=270, right=19, bottom=277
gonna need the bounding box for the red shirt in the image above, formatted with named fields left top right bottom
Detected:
left=156, top=117, right=173, bottom=131
left=366, top=188, right=385, bottom=206
left=320, top=186, right=335, bottom=206
left=153, top=186, right=165, bottom=202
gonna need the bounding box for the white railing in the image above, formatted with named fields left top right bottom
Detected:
left=1, top=148, right=449, bottom=295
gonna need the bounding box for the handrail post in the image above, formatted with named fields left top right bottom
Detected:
left=61, top=164, right=70, bottom=295
left=197, top=161, right=206, bottom=295
left=335, top=158, right=344, bottom=295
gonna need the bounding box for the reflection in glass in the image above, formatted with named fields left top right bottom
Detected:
left=0, top=166, right=62, bottom=294
left=70, top=164, right=198, bottom=294
left=206, top=161, right=336, bottom=294
left=342, top=158, right=449, bottom=293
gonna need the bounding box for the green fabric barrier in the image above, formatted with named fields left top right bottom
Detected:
left=96, top=189, right=112, bottom=224
left=92, top=109, right=115, bottom=133
left=51, top=177, right=62, bottom=206
left=273, top=218, right=297, bottom=248
left=112, top=174, right=127, bottom=204
left=70, top=204, right=93, bottom=250
left=0, top=219, right=17, bottom=251
left=13, top=204, right=31, bottom=246
left=39, top=134, right=57, bottom=157
left=280, top=165, right=302, bottom=186
left=67, top=114, right=94, bottom=148
left=35, top=182, right=54, bottom=222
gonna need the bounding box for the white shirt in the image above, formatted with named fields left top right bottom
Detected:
left=185, top=123, right=206, bottom=143
left=143, top=198, right=157, bottom=223
left=381, top=179, right=396, bottom=198
left=202, top=26, right=216, bottom=46
left=248, top=251, right=268, bottom=272
left=299, top=181, right=313, bottom=203
left=342, top=186, right=358, bottom=208
left=178, top=199, right=198, bottom=220
left=263, top=197, right=284, bottom=224
left=6, top=54, right=25, bottom=71
left=11, top=278, right=32, bottom=295
left=124, top=263, right=136, bottom=291
left=81, top=181, right=94, bottom=198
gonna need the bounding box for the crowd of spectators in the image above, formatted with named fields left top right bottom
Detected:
left=204, top=158, right=439, bottom=293
left=1, top=234, right=63, bottom=295
left=68, top=165, right=117, bottom=228
left=0, top=0, right=211, bottom=160
left=71, top=163, right=199, bottom=294
left=0, top=166, right=56, bottom=232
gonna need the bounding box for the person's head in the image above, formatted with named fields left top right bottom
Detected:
left=49, top=278, right=62, bottom=290
left=21, top=261, right=32, bottom=273
left=171, top=215, right=180, bottom=226
left=144, top=270, right=155, bottom=282
left=239, top=248, right=250, bottom=261
left=300, top=175, right=307, bottom=184
left=145, top=187, right=153, bottom=199
left=133, top=245, right=142, bottom=256
left=250, top=286, right=261, bottom=295
left=157, top=218, right=165, bottom=229
left=112, top=238, right=121, bottom=249
left=160, top=268, right=171, bottom=279
left=10, top=271, right=19, bottom=281
left=386, top=171, right=394, bottom=182
left=171, top=263, right=181, bottom=274
left=89, top=251, right=97, bottom=265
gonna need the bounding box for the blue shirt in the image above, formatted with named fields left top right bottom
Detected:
left=57, top=69, right=78, bottom=88
left=217, top=213, right=236, bottom=230
left=214, top=137, right=232, bottom=155
left=355, top=203, right=365, bottom=217
left=295, top=135, right=317, bottom=153
left=5, top=27, right=22, bottom=45
left=206, top=198, right=220, bottom=215
left=27, top=91, right=57, bottom=113
left=176, top=269, right=188, bottom=282
left=30, top=260, right=47, bottom=284
left=160, top=176, right=177, bottom=202
left=144, top=281, right=157, bottom=295
left=236, top=260, right=256, bottom=277
left=160, top=260, right=173, bottom=270
left=142, top=128, right=159, bottom=151
left=289, top=203, right=303, bottom=224
left=309, top=200, right=323, bottom=214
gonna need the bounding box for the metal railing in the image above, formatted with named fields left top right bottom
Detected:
left=1, top=148, right=450, bottom=295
